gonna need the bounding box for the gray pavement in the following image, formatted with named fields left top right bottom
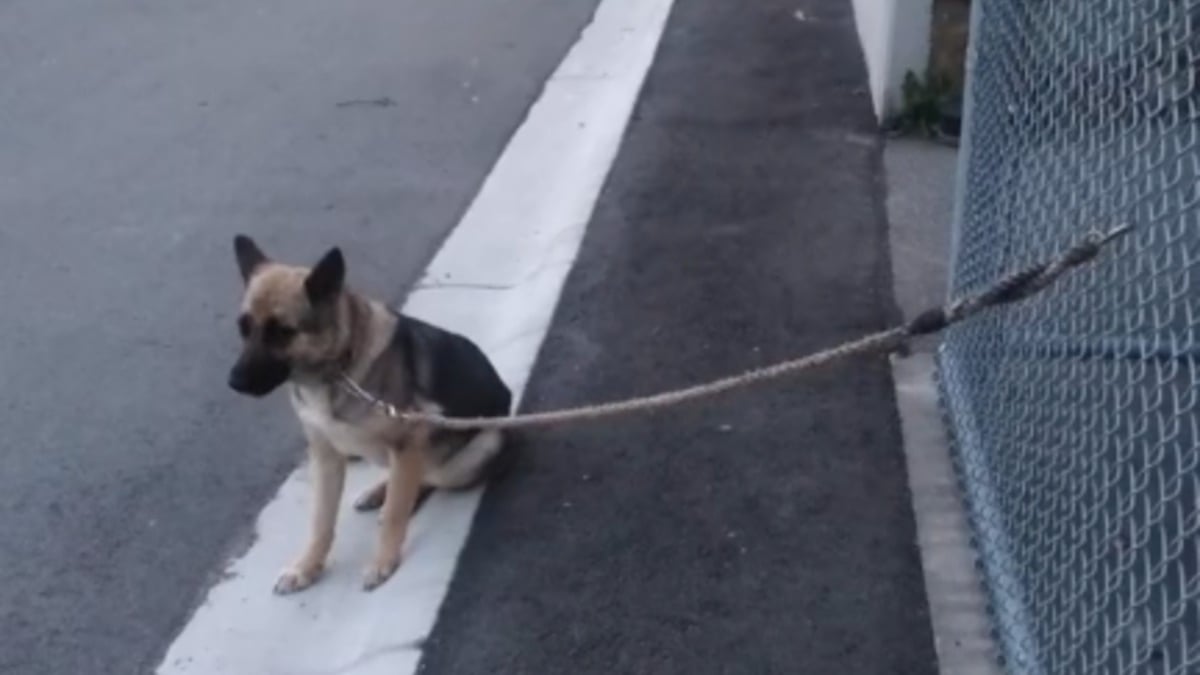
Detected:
left=0, top=2, right=961, bottom=673
left=885, top=138, right=1003, bottom=673
left=419, top=1, right=939, bottom=672
left=884, top=139, right=956, bottom=328
left=0, top=2, right=598, bottom=673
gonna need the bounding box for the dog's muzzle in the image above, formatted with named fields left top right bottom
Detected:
left=228, top=352, right=291, bottom=397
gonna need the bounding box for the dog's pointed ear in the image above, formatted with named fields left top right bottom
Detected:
left=305, top=247, right=345, bottom=305
left=233, top=234, right=269, bottom=284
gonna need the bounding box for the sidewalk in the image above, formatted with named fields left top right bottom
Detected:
left=885, top=138, right=1002, bottom=674
left=420, top=0, right=939, bottom=672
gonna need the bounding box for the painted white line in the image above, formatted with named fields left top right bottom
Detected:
left=156, top=1, right=674, bottom=673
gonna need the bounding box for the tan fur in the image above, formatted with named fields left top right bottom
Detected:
left=234, top=241, right=507, bottom=595
left=241, top=263, right=359, bottom=371
left=258, top=288, right=424, bottom=594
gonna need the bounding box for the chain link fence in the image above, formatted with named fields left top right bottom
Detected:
left=937, top=1, right=1200, bottom=673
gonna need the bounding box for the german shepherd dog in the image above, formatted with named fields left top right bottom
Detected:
left=227, top=235, right=512, bottom=594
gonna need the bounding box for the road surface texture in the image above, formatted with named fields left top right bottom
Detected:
left=420, top=0, right=939, bottom=673
left=0, top=0, right=941, bottom=673
left=0, top=1, right=598, bottom=673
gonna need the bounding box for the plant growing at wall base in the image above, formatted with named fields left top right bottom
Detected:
left=887, top=69, right=960, bottom=141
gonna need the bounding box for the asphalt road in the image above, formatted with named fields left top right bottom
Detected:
left=420, top=0, right=939, bottom=672
left=0, top=1, right=598, bottom=673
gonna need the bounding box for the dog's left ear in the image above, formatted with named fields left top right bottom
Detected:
left=234, top=234, right=269, bottom=284
left=305, top=247, right=345, bottom=305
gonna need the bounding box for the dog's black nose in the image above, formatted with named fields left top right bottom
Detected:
left=228, top=372, right=272, bottom=397
left=227, top=368, right=256, bottom=394
left=228, top=370, right=244, bottom=389
left=228, top=357, right=289, bottom=397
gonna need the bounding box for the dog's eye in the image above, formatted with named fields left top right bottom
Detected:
left=263, top=319, right=297, bottom=346
left=237, top=315, right=252, bottom=338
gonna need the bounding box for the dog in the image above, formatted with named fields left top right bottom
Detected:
left=227, top=235, right=512, bottom=594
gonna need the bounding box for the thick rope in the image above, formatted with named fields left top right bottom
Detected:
left=342, top=225, right=1131, bottom=431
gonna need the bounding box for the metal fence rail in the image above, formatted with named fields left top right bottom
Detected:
left=937, top=1, right=1200, bottom=673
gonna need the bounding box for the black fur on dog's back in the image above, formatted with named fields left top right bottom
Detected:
left=391, top=313, right=515, bottom=494
left=392, top=313, right=512, bottom=420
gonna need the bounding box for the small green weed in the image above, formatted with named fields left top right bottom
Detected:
left=888, top=69, right=956, bottom=137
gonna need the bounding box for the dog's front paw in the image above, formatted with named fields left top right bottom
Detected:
left=361, top=556, right=400, bottom=592
left=274, top=563, right=323, bottom=595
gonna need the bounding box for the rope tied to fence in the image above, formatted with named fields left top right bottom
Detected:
left=340, top=224, right=1133, bottom=431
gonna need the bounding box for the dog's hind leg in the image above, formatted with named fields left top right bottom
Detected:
left=424, top=429, right=507, bottom=490
left=354, top=480, right=433, bottom=514
left=353, top=480, right=387, bottom=512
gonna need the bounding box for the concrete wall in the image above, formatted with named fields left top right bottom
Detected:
left=850, top=0, right=933, bottom=121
